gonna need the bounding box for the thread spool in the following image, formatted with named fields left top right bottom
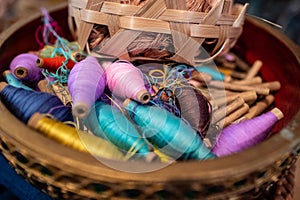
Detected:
left=123, top=99, right=216, bottom=160
left=28, top=113, right=124, bottom=160
left=195, top=66, right=231, bottom=82
left=9, top=53, right=42, bottom=85
left=68, top=56, right=106, bottom=118
left=209, top=81, right=270, bottom=96
left=36, top=56, right=76, bottom=72
left=212, top=108, right=284, bottom=157
left=176, top=86, right=212, bottom=135
left=3, top=70, right=33, bottom=91
left=105, top=61, right=151, bottom=104
left=84, top=101, right=151, bottom=159
left=0, top=82, right=73, bottom=123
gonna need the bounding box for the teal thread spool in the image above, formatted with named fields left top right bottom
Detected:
left=84, top=101, right=151, bottom=159
left=196, top=66, right=231, bottom=82
left=123, top=99, right=216, bottom=160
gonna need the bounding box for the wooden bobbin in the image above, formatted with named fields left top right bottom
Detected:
left=216, top=103, right=249, bottom=127
left=37, top=79, right=54, bottom=94
left=217, top=67, right=247, bottom=79
left=209, top=81, right=270, bottom=95
left=253, top=81, right=281, bottom=92
left=271, top=107, right=284, bottom=120
left=231, top=76, right=263, bottom=85
left=212, top=96, right=245, bottom=124
left=0, top=81, right=8, bottom=92
left=212, top=90, right=257, bottom=107
left=245, top=60, right=263, bottom=79
left=13, top=66, right=28, bottom=79
left=243, top=95, right=275, bottom=119
left=136, top=89, right=151, bottom=104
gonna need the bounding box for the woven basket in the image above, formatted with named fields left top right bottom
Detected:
left=68, top=0, right=248, bottom=65
left=0, top=2, right=300, bottom=200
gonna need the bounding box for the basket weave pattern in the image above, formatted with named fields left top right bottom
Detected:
left=68, top=0, right=248, bottom=64
left=0, top=132, right=298, bottom=199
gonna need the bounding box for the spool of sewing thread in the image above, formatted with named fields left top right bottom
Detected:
left=3, top=70, right=33, bottom=91
left=36, top=56, right=76, bottom=71
left=105, top=61, right=151, bottom=104
left=84, top=101, right=151, bottom=159
left=0, top=82, right=73, bottom=123
left=212, top=108, right=284, bottom=157
left=216, top=103, right=249, bottom=127
left=28, top=113, right=124, bottom=160
left=9, top=53, right=42, bottom=85
left=243, top=95, right=275, bottom=119
left=123, top=99, right=216, bottom=160
left=211, top=97, right=245, bottom=124
left=68, top=56, right=106, bottom=118
left=176, top=86, right=212, bottom=135
left=244, top=60, right=263, bottom=80
left=195, top=66, right=231, bottom=82
left=209, top=81, right=270, bottom=96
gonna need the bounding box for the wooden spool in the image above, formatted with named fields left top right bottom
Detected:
left=0, top=2, right=300, bottom=200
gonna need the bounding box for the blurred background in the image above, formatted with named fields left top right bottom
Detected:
left=0, top=0, right=299, bottom=199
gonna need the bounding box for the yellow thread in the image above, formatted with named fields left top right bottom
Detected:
left=33, top=115, right=124, bottom=160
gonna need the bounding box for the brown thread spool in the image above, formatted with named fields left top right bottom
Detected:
left=209, top=80, right=270, bottom=95
left=216, top=103, right=249, bottom=127
left=211, top=96, right=245, bottom=124
left=253, top=81, right=281, bottom=92
left=211, top=90, right=257, bottom=107
left=231, top=76, right=263, bottom=85
left=243, top=95, right=275, bottom=119
left=244, top=60, right=263, bottom=79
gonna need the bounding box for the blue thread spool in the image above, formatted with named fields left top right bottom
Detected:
left=123, top=99, right=216, bottom=160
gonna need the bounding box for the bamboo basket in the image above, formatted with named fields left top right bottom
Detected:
left=68, top=0, right=248, bottom=65
left=0, top=2, right=300, bottom=200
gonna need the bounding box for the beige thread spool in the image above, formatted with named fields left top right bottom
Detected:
left=253, top=81, right=281, bottom=92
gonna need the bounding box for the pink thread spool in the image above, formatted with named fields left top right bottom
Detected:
left=212, top=108, right=284, bottom=157
left=9, top=53, right=42, bottom=85
left=68, top=56, right=106, bottom=118
left=104, top=61, right=150, bottom=104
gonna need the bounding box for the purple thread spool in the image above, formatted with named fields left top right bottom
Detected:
left=104, top=61, right=151, bottom=104
left=9, top=53, right=42, bottom=85
left=68, top=56, right=106, bottom=118
left=212, top=108, right=284, bottom=157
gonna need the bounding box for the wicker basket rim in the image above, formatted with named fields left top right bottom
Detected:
left=0, top=2, right=300, bottom=182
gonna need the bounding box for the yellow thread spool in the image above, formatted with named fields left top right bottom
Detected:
left=28, top=113, right=124, bottom=160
